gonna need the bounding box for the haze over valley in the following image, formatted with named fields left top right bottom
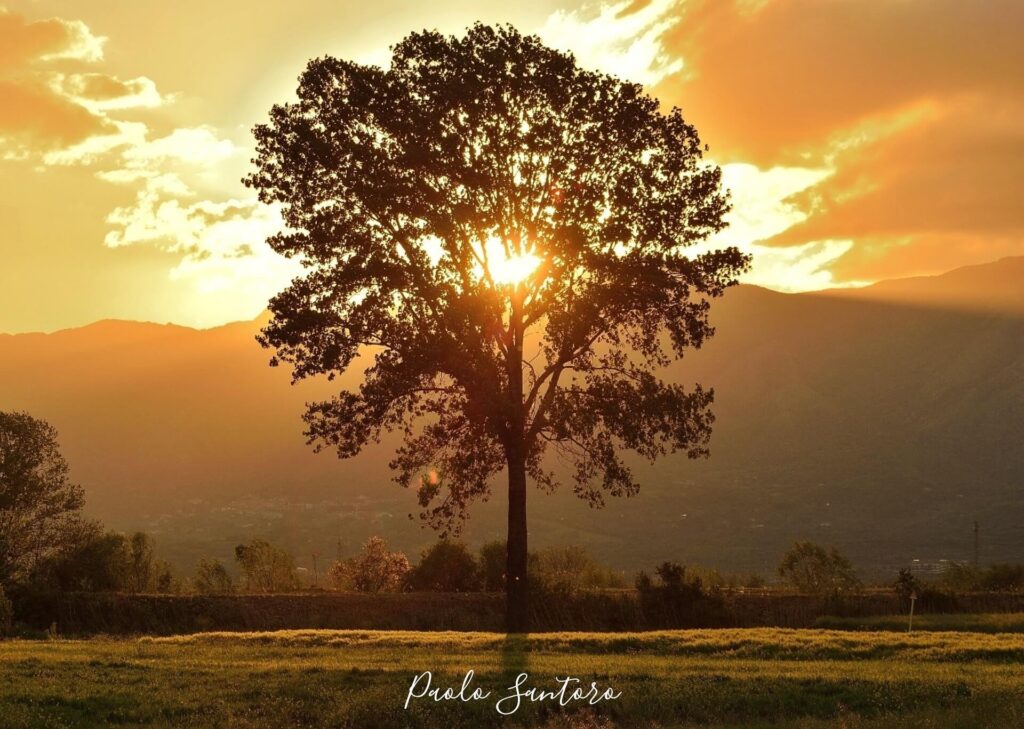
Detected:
left=2, top=258, right=1021, bottom=577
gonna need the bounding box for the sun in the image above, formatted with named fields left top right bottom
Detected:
left=483, top=236, right=541, bottom=286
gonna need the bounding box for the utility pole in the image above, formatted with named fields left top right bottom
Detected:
left=974, top=521, right=980, bottom=568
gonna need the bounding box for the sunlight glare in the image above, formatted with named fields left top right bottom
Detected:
left=483, top=236, right=541, bottom=286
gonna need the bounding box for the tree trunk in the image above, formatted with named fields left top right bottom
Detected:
left=506, top=283, right=529, bottom=633
left=506, top=447, right=529, bottom=632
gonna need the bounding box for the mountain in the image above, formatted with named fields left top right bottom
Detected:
left=1, top=259, right=1022, bottom=577
left=819, top=256, right=1024, bottom=315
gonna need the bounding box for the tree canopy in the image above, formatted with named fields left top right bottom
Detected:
left=246, top=23, right=748, bottom=629
left=0, top=411, right=84, bottom=585
left=778, top=541, right=861, bottom=595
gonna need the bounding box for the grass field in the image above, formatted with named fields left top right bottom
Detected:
left=2, top=628, right=1024, bottom=728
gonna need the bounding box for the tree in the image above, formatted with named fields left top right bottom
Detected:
left=234, top=539, right=298, bottom=593
left=407, top=540, right=481, bottom=592
left=193, top=558, right=234, bottom=595
left=31, top=526, right=175, bottom=593
left=778, top=542, right=860, bottom=595
left=124, top=532, right=154, bottom=594
left=0, top=411, right=85, bottom=585
left=246, top=24, right=747, bottom=631
left=35, top=522, right=131, bottom=592
left=534, top=545, right=623, bottom=592
left=328, top=536, right=409, bottom=593
left=894, top=567, right=920, bottom=601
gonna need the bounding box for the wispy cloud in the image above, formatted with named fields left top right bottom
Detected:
left=539, top=0, right=684, bottom=86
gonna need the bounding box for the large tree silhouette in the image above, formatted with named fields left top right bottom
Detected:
left=246, top=24, right=748, bottom=631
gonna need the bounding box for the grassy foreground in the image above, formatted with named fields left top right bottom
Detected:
left=2, top=628, right=1024, bottom=728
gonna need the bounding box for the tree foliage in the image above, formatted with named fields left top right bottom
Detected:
left=406, top=540, right=481, bottom=592
left=0, top=411, right=84, bottom=585
left=193, top=558, right=234, bottom=595
left=778, top=541, right=860, bottom=595
left=329, top=536, right=409, bottom=593
left=234, top=539, right=298, bottom=593
left=245, top=23, right=747, bottom=531
left=894, top=567, right=920, bottom=600
left=534, top=545, right=624, bottom=592
left=31, top=525, right=173, bottom=593
left=479, top=540, right=508, bottom=592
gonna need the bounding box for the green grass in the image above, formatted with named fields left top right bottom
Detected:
left=2, top=628, right=1024, bottom=728
left=815, top=612, right=1024, bottom=634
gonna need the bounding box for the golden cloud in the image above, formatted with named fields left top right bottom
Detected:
left=654, top=0, right=1024, bottom=163
left=0, top=8, right=164, bottom=153
left=631, top=0, right=1024, bottom=283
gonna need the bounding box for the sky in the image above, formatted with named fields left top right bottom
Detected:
left=1, top=0, right=1021, bottom=332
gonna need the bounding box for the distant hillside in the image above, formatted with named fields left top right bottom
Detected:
left=1, top=259, right=1022, bottom=577
left=817, top=256, right=1024, bottom=314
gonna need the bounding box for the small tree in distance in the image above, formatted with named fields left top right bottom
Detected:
left=778, top=541, right=860, bottom=596
left=479, top=541, right=508, bottom=592
left=329, top=536, right=409, bottom=593
left=234, top=539, right=298, bottom=593
left=247, top=24, right=747, bottom=630
left=194, top=558, right=234, bottom=595
left=0, top=411, right=85, bottom=586
left=407, top=540, right=481, bottom=592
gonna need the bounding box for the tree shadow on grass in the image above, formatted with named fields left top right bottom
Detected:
left=499, top=633, right=530, bottom=685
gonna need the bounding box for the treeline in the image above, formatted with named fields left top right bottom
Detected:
left=199, top=537, right=630, bottom=596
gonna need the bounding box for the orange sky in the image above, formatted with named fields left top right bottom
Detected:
left=1, top=0, right=1021, bottom=332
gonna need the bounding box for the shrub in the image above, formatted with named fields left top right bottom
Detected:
left=30, top=525, right=176, bottom=593
left=744, top=573, right=766, bottom=589
left=635, top=562, right=720, bottom=628
left=981, top=564, right=1024, bottom=592
left=407, top=540, right=481, bottom=592
left=939, top=563, right=982, bottom=592
left=939, top=563, right=1024, bottom=593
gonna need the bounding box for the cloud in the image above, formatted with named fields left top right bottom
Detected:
left=0, top=8, right=164, bottom=154
left=693, top=161, right=861, bottom=291
left=0, top=10, right=105, bottom=68
left=591, top=0, right=1024, bottom=285
left=770, top=100, right=1024, bottom=243
left=653, top=0, right=1024, bottom=163
left=56, top=73, right=166, bottom=111
left=1, top=8, right=292, bottom=308
left=97, top=125, right=300, bottom=302
left=103, top=174, right=301, bottom=314
left=539, top=0, right=684, bottom=86
left=0, top=77, right=108, bottom=146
